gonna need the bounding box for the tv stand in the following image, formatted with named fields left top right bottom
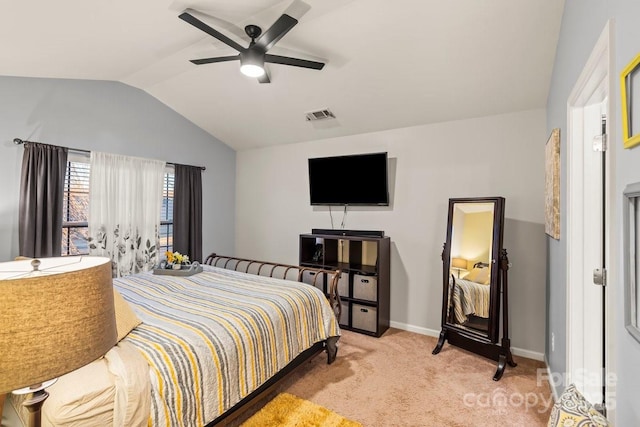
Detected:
left=311, top=229, right=385, bottom=238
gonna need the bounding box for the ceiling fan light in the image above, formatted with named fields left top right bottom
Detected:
left=240, top=49, right=265, bottom=77
left=240, top=64, right=265, bottom=77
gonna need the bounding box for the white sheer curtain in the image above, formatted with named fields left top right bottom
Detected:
left=88, top=152, right=165, bottom=277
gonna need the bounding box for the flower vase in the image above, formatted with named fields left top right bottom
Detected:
left=172, top=263, right=181, bottom=270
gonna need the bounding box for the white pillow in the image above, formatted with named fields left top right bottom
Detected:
left=465, top=267, right=490, bottom=284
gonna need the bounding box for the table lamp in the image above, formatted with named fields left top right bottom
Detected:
left=0, top=256, right=117, bottom=427
left=451, top=257, right=468, bottom=278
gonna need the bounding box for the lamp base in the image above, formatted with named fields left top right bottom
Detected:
left=12, top=379, right=57, bottom=427
left=23, top=388, right=48, bottom=427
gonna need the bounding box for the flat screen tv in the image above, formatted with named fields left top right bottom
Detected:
left=308, top=152, right=389, bottom=206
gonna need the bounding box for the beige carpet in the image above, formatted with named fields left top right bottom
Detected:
left=224, top=328, right=552, bottom=427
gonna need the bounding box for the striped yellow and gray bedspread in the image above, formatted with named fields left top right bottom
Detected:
left=113, top=265, right=340, bottom=427
left=449, top=277, right=491, bottom=324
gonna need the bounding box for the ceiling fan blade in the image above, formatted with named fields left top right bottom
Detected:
left=254, top=14, right=298, bottom=52
left=265, top=54, right=325, bottom=70
left=179, top=12, right=245, bottom=53
left=257, top=70, right=271, bottom=84
left=189, top=55, right=240, bottom=65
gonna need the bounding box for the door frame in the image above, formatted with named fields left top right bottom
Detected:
left=566, top=19, right=615, bottom=416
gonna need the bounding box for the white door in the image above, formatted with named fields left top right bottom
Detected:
left=566, top=21, right=612, bottom=411
left=568, top=103, right=606, bottom=404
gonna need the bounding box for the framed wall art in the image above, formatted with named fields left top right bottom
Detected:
left=621, top=53, right=640, bottom=149
left=623, top=182, right=640, bottom=344
left=545, top=128, right=560, bottom=239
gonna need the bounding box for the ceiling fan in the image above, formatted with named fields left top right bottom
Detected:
left=179, top=10, right=325, bottom=83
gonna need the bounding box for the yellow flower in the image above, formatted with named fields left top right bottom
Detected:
left=174, top=252, right=184, bottom=264
left=166, top=251, right=189, bottom=265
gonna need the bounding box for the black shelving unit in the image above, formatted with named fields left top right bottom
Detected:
left=299, top=231, right=390, bottom=337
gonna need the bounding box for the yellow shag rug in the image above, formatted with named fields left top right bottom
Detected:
left=241, top=393, right=362, bottom=427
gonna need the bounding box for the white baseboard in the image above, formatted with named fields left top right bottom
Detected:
left=390, top=320, right=441, bottom=337
left=389, top=320, right=545, bottom=362
left=511, top=347, right=545, bottom=362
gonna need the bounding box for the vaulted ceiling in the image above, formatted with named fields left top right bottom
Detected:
left=1, top=1, right=564, bottom=151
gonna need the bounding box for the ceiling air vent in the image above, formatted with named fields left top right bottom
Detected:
left=305, top=109, right=335, bottom=121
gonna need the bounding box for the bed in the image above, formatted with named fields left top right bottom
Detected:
left=10, top=254, right=341, bottom=427
left=448, top=262, right=491, bottom=326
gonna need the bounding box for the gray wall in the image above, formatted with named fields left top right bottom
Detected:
left=235, top=109, right=548, bottom=358
left=0, top=76, right=236, bottom=262
left=547, top=0, right=640, bottom=423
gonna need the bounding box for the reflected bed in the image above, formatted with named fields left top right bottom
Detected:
left=448, top=263, right=492, bottom=326
left=449, top=276, right=491, bottom=324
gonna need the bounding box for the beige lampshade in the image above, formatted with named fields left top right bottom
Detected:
left=451, top=257, right=467, bottom=270
left=0, top=256, right=117, bottom=394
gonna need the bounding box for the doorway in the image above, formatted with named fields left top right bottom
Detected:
left=566, top=21, right=613, bottom=413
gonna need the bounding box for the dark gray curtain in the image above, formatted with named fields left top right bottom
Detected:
left=18, top=142, right=69, bottom=257
left=173, top=164, right=203, bottom=263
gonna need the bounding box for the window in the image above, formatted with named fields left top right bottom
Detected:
left=61, top=154, right=175, bottom=256
left=159, top=172, right=174, bottom=256
left=61, top=158, right=90, bottom=255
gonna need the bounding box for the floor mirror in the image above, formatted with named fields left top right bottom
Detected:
left=432, top=196, right=516, bottom=380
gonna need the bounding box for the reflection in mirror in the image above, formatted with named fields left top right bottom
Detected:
left=624, top=183, right=640, bottom=344
left=446, top=202, right=495, bottom=336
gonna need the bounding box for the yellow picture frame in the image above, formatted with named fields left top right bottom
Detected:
left=621, top=53, right=640, bottom=149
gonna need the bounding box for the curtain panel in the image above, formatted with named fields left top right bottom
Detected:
left=173, top=164, right=203, bottom=262
left=18, top=142, right=68, bottom=257
left=88, top=152, right=165, bottom=277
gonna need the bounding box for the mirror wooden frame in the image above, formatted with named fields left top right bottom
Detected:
left=432, top=196, right=516, bottom=380
left=623, top=182, right=640, bottom=344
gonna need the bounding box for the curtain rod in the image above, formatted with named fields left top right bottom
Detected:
left=13, top=138, right=206, bottom=171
